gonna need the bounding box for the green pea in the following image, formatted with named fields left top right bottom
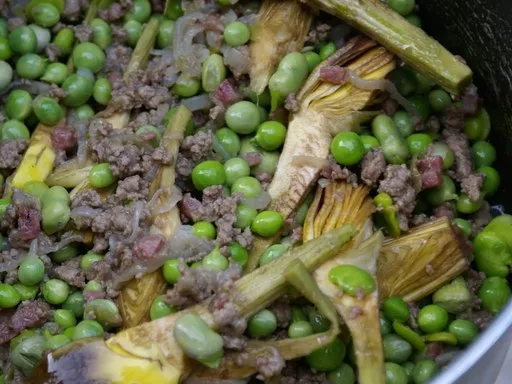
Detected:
left=417, top=304, right=448, bottom=334
left=41, top=62, right=69, bottom=85
left=380, top=312, right=393, bottom=336
left=63, top=292, right=85, bottom=319
left=42, top=279, right=70, bottom=305
left=328, top=363, right=356, bottom=384
left=23, top=181, right=49, bottom=200
left=89, top=163, right=116, bottom=189
left=303, top=51, right=321, bottom=72
left=428, top=89, right=451, bottom=112
left=225, top=101, right=261, bottom=135
left=10, top=335, right=45, bottom=376
left=203, top=248, right=229, bottom=271
left=9, top=26, right=37, bottom=54
left=391, top=67, right=417, bottom=97
left=122, top=19, right=142, bottom=47
left=360, top=134, right=380, bottom=153
left=448, top=319, right=478, bottom=346
left=287, top=320, right=313, bottom=339
left=453, top=218, right=472, bottom=238
left=1, top=120, right=30, bottom=140
left=74, top=104, right=95, bottom=120
left=383, top=296, right=410, bottom=323
left=406, top=133, right=432, bottom=156
left=80, top=252, right=103, bottom=271
left=255, top=121, right=287, bottom=151
left=0, top=198, right=11, bottom=222
left=259, top=244, right=288, bottom=266
left=166, top=0, right=184, bottom=19
left=425, top=175, right=457, bottom=206
left=135, top=125, right=161, bottom=148
left=406, top=14, right=422, bottom=27
left=408, top=95, right=431, bottom=121
left=223, top=21, right=250, bottom=46
left=372, top=114, right=410, bottom=164
left=150, top=295, right=176, bottom=320
left=227, top=242, right=248, bottom=266
left=193, top=221, right=216, bottom=239
left=18, top=257, right=45, bottom=286
left=28, top=24, right=51, bottom=52
left=231, top=176, right=262, bottom=198
left=72, top=320, right=104, bottom=340
left=215, top=128, right=241, bottom=158
left=392, top=111, right=413, bottom=138
left=385, top=362, right=409, bottom=384
left=249, top=88, right=271, bottom=107
left=478, top=277, right=511, bottom=315
left=54, top=309, right=77, bottom=329
left=478, top=166, right=500, bottom=197
left=0, top=283, right=21, bottom=308
left=84, top=280, right=103, bottom=292
left=235, top=203, right=258, bottom=228
left=162, top=259, right=181, bottom=284
left=306, top=338, right=345, bottom=372
left=192, top=160, right=226, bottom=191
left=429, top=142, right=454, bottom=169
left=63, top=326, right=75, bottom=340
left=223, top=158, right=249, bottom=187
left=5, top=90, right=32, bottom=121
left=53, top=27, right=74, bottom=57
left=0, top=60, right=12, bottom=90
left=251, top=210, right=284, bottom=237
left=72, top=42, right=105, bottom=74
left=471, top=140, right=496, bottom=168
left=432, top=277, right=471, bottom=314
left=31, top=3, right=60, bottom=28
left=464, top=108, right=491, bottom=141
left=412, top=360, right=438, bottom=384
left=93, top=77, right=112, bottom=106
left=90, top=18, right=112, bottom=50
left=329, top=265, right=376, bottom=297
left=174, top=313, right=224, bottom=368
left=201, top=53, right=226, bottom=93
left=383, top=334, right=412, bottom=364
left=414, top=72, right=433, bottom=94
left=0, top=36, right=12, bottom=60
left=456, top=193, right=483, bottom=214
left=248, top=309, right=277, bottom=338
left=42, top=185, right=70, bottom=205
left=0, top=18, right=7, bottom=38
left=15, top=53, right=46, bottom=80
left=319, top=41, right=337, bottom=61
left=173, top=74, right=200, bottom=98
left=156, top=19, right=175, bottom=49
left=62, top=74, right=94, bottom=107
left=84, top=299, right=122, bottom=329
left=42, top=200, right=70, bottom=235
left=12, top=283, right=38, bottom=301
left=44, top=334, right=70, bottom=351
left=32, top=96, right=63, bottom=126
left=126, top=0, right=152, bottom=22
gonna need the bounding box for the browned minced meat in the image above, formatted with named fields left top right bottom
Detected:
left=73, top=23, right=93, bottom=42
left=105, top=45, right=132, bottom=74
left=0, top=300, right=51, bottom=345
left=53, top=258, right=85, bottom=288
left=63, top=0, right=90, bottom=22
left=441, top=105, right=465, bottom=131
left=176, top=130, right=214, bottom=178
left=459, top=309, right=493, bottom=330
left=209, top=290, right=247, bottom=351
left=209, top=79, right=241, bottom=120
left=44, top=43, right=61, bottom=62
left=165, top=263, right=242, bottom=309
left=284, top=93, right=300, bottom=113
left=432, top=202, right=455, bottom=221
left=242, top=152, right=262, bottom=167
left=280, top=360, right=327, bottom=384
left=461, top=173, right=484, bottom=202
left=7, top=17, right=25, bottom=31
left=470, top=201, right=492, bottom=236
left=361, top=148, right=386, bottom=186
left=236, top=347, right=286, bottom=380
left=0, top=140, right=29, bottom=170
left=114, top=175, right=149, bottom=202
left=304, top=22, right=331, bottom=44
left=378, top=165, right=416, bottom=231
left=461, top=84, right=481, bottom=116
left=87, top=119, right=155, bottom=179
left=320, top=159, right=358, bottom=184
left=269, top=297, right=292, bottom=328
left=180, top=186, right=253, bottom=247
left=99, top=0, right=133, bottom=22
left=71, top=189, right=103, bottom=209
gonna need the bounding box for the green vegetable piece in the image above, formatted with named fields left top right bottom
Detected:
left=44, top=334, right=70, bottom=351
left=84, top=299, right=123, bottom=329
left=374, top=192, right=401, bottom=237
left=383, top=334, right=412, bottom=363
left=448, top=319, right=479, bottom=346
left=18, top=257, right=45, bottom=286
left=329, top=265, right=376, bottom=297
left=251, top=210, right=284, bottom=237
left=173, top=74, right=200, bottom=98
left=41, top=62, right=69, bottom=84
left=193, top=221, right=216, bottom=239
left=166, top=0, right=183, bottom=20
left=385, top=362, right=409, bottom=384
left=223, top=21, right=250, bottom=46
left=361, top=134, right=380, bottom=153
left=202, top=247, right=229, bottom=271
left=150, top=295, right=176, bottom=320
left=162, top=259, right=180, bottom=284
left=33, top=96, right=63, bottom=126
left=124, top=19, right=143, bottom=47
left=412, top=360, right=438, bottom=384
left=259, top=244, right=288, bottom=266
left=90, top=18, right=112, bottom=50
left=417, top=304, right=448, bottom=334
left=42, top=185, right=70, bottom=205
left=383, top=296, right=410, bottom=323
left=393, top=110, right=414, bottom=138
left=42, top=279, right=70, bottom=305
left=89, top=163, right=116, bottom=189
left=247, top=309, right=277, bottom=338
left=12, top=283, right=38, bottom=301
left=471, top=140, right=496, bottom=169
left=62, top=74, right=94, bottom=107
left=432, top=277, right=471, bottom=314
left=31, top=3, right=61, bottom=28
left=72, top=320, right=104, bottom=340
left=328, top=363, right=356, bottom=384
left=84, top=280, right=103, bottom=292
left=62, top=291, right=84, bottom=319
left=464, top=108, right=491, bottom=141
left=135, top=124, right=161, bottom=147
left=0, top=36, right=12, bottom=60
left=423, top=332, right=457, bottom=345
left=227, top=242, right=248, bottom=266
left=192, top=160, right=226, bottom=191
left=0, top=283, right=21, bottom=308
left=231, top=176, right=262, bottom=198
left=174, top=313, right=224, bottom=368
left=478, top=166, right=500, bottom=197
left=224, top=157, right=250, bottom=186
left=0, top=60, right=12, bottom=90
left=74, top=104, right=95, bottom=121
left=453, top=218, right=472, bottom=237
left=157, top=20, right=174, bottom=48
left=372, top=114, right=409, bottom=164
left=456, top=193, right=483, bottom=214
left=10, top=335, right=45, bottom=376
left=408, top=95, right=431, bottom=121
left=380, top=312, right=392, bottom=336
left=406, top=133, right=432, bottom=156
left=319, top=41, right=336, bottom=60
left=425, top=175, right=457, bottom=206
left=72, top=42, right=105, bottom=74
left=9, top=26, right=37, bottom=54
left=42, top=201, right=70, bottom=235
left=303, top=51, right=321, bottom=73
left=390, top=67, right=417, bottom=97
left=428, top=89, right=451, bottom=112
left=80, top=252, right=103, bottom=271
left=93, top=77, right=112, bottom=106
left=255, top=121, right=287, bottom=151
left=5, top=90, right=33, bottom=121
left=392, top=321, right=426, bottom=351
left=126, top=0, right=152, bottom=23
left=53, top=27, right=74, bottom=56
left=54, top=309, right=77, bottom=329
left=15, top=53, right=46, bottom=80
left=225, top=101, right=261, bottom=134
left=22, top=181, right=48, bottom=199
left=202, top=53, right=226, bottom=93
left=288, top=320, right=313, bottom=339
left=215, top=128, right=240, bottom=158
left=306, top=338, right=346, bottom=372
left=478, top=276, right=511, bottom=315
left=235, top=203, right=257, bottom=228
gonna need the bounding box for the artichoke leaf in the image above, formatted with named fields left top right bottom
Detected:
left=46, top=158, right=95, bottom=188
left=314, top=232, right=385, bottom=384
left=249, top=0, right=312, bottom=94
left=35, top=226, right=356, bottom=383
left=117, top=106, right=191, bottom=329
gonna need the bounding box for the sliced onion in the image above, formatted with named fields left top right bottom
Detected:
left=37, top=233, right=84, bottom=255
left=153, top=186, right=183, bottom=215
left=125, top=201, right=144, bottom=244
left=241, top=191, right=271, bottom=210
left=12, top=189, right=41, bottom=210
left=182, top=94, right=213, bottom=112
left=71, top=206, right=101, bottom=218
left=291, top=155, right=330, bottom=169
left=75, top=120, right=89, bottom=166
left=220, top=9, right=238, bottom=25
left=346, top=70, right=416, bottom=115
left=0, top=252, right=23, bottom=273
left=173, top=13, right=210, bottom=77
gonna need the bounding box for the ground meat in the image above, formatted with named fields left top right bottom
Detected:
left=71, top=189, right=103, bottom=209
left=114, top=175, right=149, bottom=202
left=99, top=0, right=133, bottom=22
left=133, top=235, right=166, bottom=261
left=209, top=291, right=247, bottom=350
left=180, top=130, right=214, bottom=165
left=44, top=43, right=61, bottom=62
left=280, top=360, right=327, bottom=384
left=7, top=17, right=25, bottom=31
left=320, top=160, right=358, bottom=184
left=210, top=79, right=240, bottom=118
left=425, top=115, right=441, bottom=133
left=305, top=22, right=331, bottom=44
left=461, top=173, right=484, bottom=202
left=416, top=156, right=443, bottom=190
left=441, top=105, right=465, bottom=131
left=361, top=148, right=386, bottom=186
left=63, top=0, right=89, bottom=22
left=53, top=258, right=85, bottom=288
left=52, top=126, right=76, bottom=151
left=269, top=297, right=291, bottom=328
left=73, top=23, right=93, bottom=42
left=105, top=45, right=132, bottom=74
left=378, top=165, right=416, bottom=231
left=242, top=152, right=262, bottom=167
left=165, top=263, right=242, bottom=308
left=284, top=93, right=300, bottom=113
left=432, top=202, right=455, bottom=220
left=466, top=269, right=485, bottom=295
left=0, top=300, right=51, bottom=345
left=461, top=85, right=481, bottom=116
left=16, top=207, right=41, bottom=242
left=382, top=97, right=399, bottom=116
left=458, top=309, right=493, bottom=330
left=470, top=201, right=492, bottom=236
left=443, top=127, right=473, bottom=180
left=0, top=140, right=29, bottom=169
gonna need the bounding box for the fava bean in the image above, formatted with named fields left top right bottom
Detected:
left=329, top=265, right=376, bottom=297
left=478, top=277, right=511, bottom=315
left=383, top=296, right=410, bottom=323
left=90, top=18, right=112, bottom=50
left=0, top=283, right=21, bottom=308
left=10, top=335, right=45, bottom=376
left=372, top=114, right=409, bottom=164
left=448, top=319, right=479, bottom=346
left=41, top=62, right=69, bottom=84
left=418, top=304, right=448, bottom=334
left=150, top=295, right=176, bottom=320
left=251, top=210, right=284, bottom=237
left=268, top=52, right=309, bottom=110
left=72, top=320, right=104, bottom=340
left=432, top=277, right=471, bottom=314
left=84, top=299, right=123, bottom=329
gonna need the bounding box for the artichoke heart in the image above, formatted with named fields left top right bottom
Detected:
left=249, top=0, right=312, bottom=94
left=117, top=106, right=191, bottom=329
